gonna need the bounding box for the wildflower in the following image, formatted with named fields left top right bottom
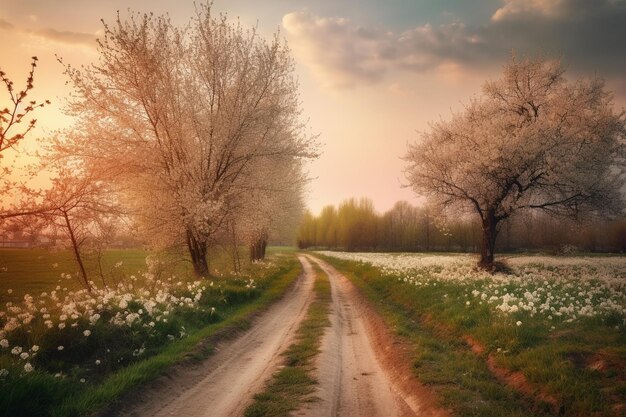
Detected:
left=0, top=339, right=8, bottom=348
left=0, top=369, right=8, bottom=377
left=57, top=345, right=64, bottom=351
left=31, top=345, right=39, bottom=352
left=58, top=323, right=66, bottom=329
left=20, top=352, right=29, bottom=360
left=516, top=321, right=522, bottom=326
left=83, top=330, right=91, bottom=337
left=23, top=363, right=33, bottom=373
left=7, top=289, right=12, bottom=294
left=11, top=346, right=22, bottom=355
left=95, top=359, right=101, bottom=365
left=80, top=378, right=85, bottom=383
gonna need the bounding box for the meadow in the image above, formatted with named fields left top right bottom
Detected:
left=0, top=247, right=301, bottom=416
left=318, top=251, right=626, bottom=417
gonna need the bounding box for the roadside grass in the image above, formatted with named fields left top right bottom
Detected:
left=0, top=251, right=302, bottom=417
left=244, top=260, right=331, bottom=417
left=0, top=249, right=149, bottom=302
left=0, top=246, right=268, bottom=303
left=319, top=255, right=626, bottom=417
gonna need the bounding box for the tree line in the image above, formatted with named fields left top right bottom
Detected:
left=298, top=198, right=626, bottom=253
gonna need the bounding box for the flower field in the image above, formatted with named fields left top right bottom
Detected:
left=318, top=252, right=626, bottom=330
left=0, top=249, right=300, bottom=416
left=318, top=251, right=626, bottom=416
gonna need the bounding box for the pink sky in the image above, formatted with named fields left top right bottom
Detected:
left=1, top=0, right=625, bottom=215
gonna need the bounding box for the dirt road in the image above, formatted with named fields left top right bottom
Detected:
left=110, top=255, right=317, bottom=417
left=109, top=254, right=445, bottom=417
left=299, top=256, right=429, bottom=417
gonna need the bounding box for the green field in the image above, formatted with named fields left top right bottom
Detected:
left=0, top=247, right=301, bottom=416
left=319, top=253, right=626, bottom=417
left=0, top=249, right=150, bottom=302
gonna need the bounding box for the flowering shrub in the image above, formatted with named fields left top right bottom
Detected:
left=317, top=252, right=626, bottom=329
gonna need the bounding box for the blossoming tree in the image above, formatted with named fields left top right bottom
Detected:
left=56, top=4, right=316, bottom=276
left=405, top=56, right=626, bottom=268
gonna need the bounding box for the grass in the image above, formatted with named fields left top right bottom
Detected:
left=244, top=261, right=331, bottom=417
left=319, top=254, right=626, bottom=417
left=0, top=246, right=257, bottom=303
left=0, top=248, right=303, bottom=417
left=0, top=248, right=149, bottom=302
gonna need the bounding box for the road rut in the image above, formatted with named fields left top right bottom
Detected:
left=300, top=256, right=440, bottom=417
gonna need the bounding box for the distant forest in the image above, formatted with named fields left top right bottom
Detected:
left=297, top=198, right=626, bottom=253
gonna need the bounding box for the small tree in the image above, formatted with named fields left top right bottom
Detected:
left=38, top=170, right=122, bottom=291
left=405, top=56, right=625, bottom=269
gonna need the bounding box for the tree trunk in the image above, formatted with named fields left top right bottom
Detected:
left=186, top=229, right=209, bottom=277
left=231, top=222, right=241, bottom=273
left=249, top=231, right=268, bottom=262
left=63, top=211, right=91, bottom=291
left=479, top=208, right=499, bottom=269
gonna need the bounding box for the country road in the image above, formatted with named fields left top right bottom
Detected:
left=299, top=256, right=432, bottom=417
left=108, top=255, right=317, bottom=417
left=107, top=255, right=444, bottom=417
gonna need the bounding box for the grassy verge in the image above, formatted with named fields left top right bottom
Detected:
left=244, top=261, right=331, bottom=417
left=0, top=253, right=302, bottom=417
left=319, top=255, right=626, bottom=417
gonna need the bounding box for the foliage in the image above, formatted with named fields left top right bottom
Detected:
left=298, top=199, right=626, bottom=253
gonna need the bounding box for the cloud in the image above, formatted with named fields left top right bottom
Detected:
left=491, top=0, right=564, bottom=21
left=282, top=12, right=486, bottom=88
left=282, top=12, right=391, bottom=88
left=283, top=0, right=626, bottom=89
left=0, top=18, right=15, bottom=30
left=0, top=17, right=94, bottom=47
left=27, top=28, right=95, bottom=46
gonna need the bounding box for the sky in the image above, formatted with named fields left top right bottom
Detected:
left=1, top=0, right=625, bottom=215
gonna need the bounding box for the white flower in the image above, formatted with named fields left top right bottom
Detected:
left=80, top=378, right=86, bottom=383
left=516, top=321, right=522, bottom=326
left=57, top=345, right=64, bottom=351
left=83, top=330, right=91, bottom=337
left=20, top=352, right=29, bottom=360
left=58, top=323, right=66, bottom=329
left=0, top=339, right=8, bottom=348
left=11, top=346, right=22, bottom=355
left=23, top=363, right=33, bottom=373
left=31, top=345, right=39, bottom=352
left=0, top=369, right=8, bottom=377
left=95, top=359, right=101, bottom=365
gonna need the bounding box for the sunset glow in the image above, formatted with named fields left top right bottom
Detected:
left=2, top=0, right=624, bottom=214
